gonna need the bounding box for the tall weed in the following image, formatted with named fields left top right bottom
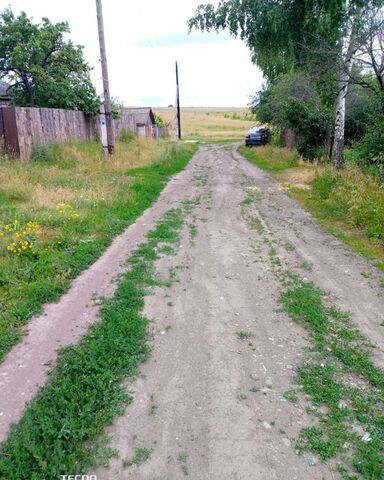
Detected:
left=312, top=165, right=384, bottom=241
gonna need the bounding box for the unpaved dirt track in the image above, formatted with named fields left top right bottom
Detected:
left=94, top=145, right=384, bottom=480
left=0, top=163, right=198, bottom=442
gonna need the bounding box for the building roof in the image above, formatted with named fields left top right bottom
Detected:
left=0, top=81, right=11, bottom=98
left=122, top=107, right=155, bottom=125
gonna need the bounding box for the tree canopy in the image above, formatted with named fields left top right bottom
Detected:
left=189, top=0, right=384, bottom=167
left=189, top=0, right=367, bottom=81
left=0, top=9, right=100, bottom=114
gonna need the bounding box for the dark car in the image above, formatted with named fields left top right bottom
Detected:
left=245, top=126, right=270, bottom=146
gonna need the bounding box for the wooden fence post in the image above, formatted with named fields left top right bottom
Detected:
left=1, top=107, right=20, bottom=158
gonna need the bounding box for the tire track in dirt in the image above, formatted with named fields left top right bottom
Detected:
left=0, top=147, right=207, bottom=443
left=94, top=146, right=348, bottom=479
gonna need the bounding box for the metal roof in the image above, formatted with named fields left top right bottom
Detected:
left=0, top=81, right=11, bottom=98
left=122, top=107, right=155, bottom=125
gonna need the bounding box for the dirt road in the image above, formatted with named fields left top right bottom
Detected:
left=1, top=145, right=383, bottom=478
left=93, top=145, right=383, bottom=479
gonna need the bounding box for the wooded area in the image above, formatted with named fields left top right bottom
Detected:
left=190, top=0, right=384, bottom=173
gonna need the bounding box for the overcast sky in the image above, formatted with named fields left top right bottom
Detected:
left=0, top=0, right=264, bottom=107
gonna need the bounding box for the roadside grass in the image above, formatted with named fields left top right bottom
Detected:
left=289, top=164, right=384, bottom=272
left=154, top=107, right=255, bottom=142
left=238, top=146, right=384, bottom=272
left=0, top=139, right=197, bottom=361
left=0, top=206, right=189, bottom=479
left=238, top=145, right=300, bottom=172
left=279, top=274, right=384, bottom=478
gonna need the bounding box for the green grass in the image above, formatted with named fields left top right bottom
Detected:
left=0, top=141, right=197, bottom=361
left=240, top=197, right=253, bottom=206
left=178, top=452, right=189, bottom=476
left=283, top=388, right=299, bottom=403
left=239, top=145, right=299, bottom=172
left=280, top=274, right=384, bottom=478
left=236, top=331, right=253, bottom=340
left=0, top=205, right=190, bottom=479
left=189, top=223, right=198, bottom=240
left=290, top=165, right=384, bottom=272
left=123, top=447, right=153, bottom=468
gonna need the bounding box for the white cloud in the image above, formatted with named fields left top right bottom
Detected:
left=0, top=0, right=264, bottom=106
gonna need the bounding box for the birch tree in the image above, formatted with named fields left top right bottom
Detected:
left=332, top=12, right=360, bottom=168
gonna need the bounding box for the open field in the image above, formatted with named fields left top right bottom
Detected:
left=154, top=107, right=257, bottom=141
left=0, top=139, right=196, bottom=361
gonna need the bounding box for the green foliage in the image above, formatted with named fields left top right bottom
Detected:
left=119, top=130, right=136, bottom=143
left=280, top=274, right=384, bottom=477
left=189, top=0, right=363, bottom=82
left=111, top=97, right=123, bottom=119
left=251, top=72, right=332, bottom=160
left=349, top=118, right=384, bottom=172
left=345, top=83, right=381, bottom=144
left=239, top=145, right=299, bottom=172
left=30, top=143, right=60, bottom=162
left=0, top=142, right=197, bottom=361
left=123, top=447, right=153, bottom=467
left=190, top=0, right=384, bottom=166
left=0, top=207, right=187, bottom=479
left=154, top=113, right=166, bottom=127
left=310, top=165, right=384, bottom=241
left=284, top=98, right=331, bottom=160
left=0, top=8, right=100, bottom=113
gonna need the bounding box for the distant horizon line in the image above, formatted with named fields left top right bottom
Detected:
left=134, top=106, right=251, bottom=109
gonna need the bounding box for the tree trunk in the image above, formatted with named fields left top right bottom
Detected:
left=332, top=78, right=348, bottom=169
left=331, top=18, right=358, bottom=169
left=22, top=74, right=34, bottom=107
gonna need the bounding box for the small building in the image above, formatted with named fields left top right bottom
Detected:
left=0, top=81, right=12, bottom=106
left=114, top=107, right=156, bottom=138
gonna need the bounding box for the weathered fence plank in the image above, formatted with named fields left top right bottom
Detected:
left=0, top=106, right=167, bottom=161
left=2, top=107, right=99, bottom=159
left=1, top=107, right=20, bottom=158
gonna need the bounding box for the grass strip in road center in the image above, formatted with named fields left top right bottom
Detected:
left=280, top=273, right=384, bottom=479
left=0, top=207, right=187, bottom=479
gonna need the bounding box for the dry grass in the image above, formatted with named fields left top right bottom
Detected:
left=239, top=144, right=384, bottom=269
left=275, top=165, right=318, bottom=191
left=0, top=137, right=197, bottom=361
left=0, top=139, right=174, bottom=210
left=154, top=107, right=256, bottom=141
left=239, top=145, right=300, bottom=172
left=282, top=163, right=384, bottom=268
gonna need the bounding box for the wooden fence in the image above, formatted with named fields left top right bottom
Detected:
left=0, top=107, right=98, bottom=160
left=0, top=106, right=168, bottom=160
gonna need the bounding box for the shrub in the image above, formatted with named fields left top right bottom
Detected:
left=119, top=130, right=136, bottom=143
left=349, top=118, right=384, bottom=173
left=31, top=143, right=60, bottom=162
left=251, top=73, right=332, bottom=160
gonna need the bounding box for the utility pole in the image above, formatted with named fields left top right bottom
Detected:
left=175, top=61, right=181, bottom=140
left=95, top=0, right=114, bottom=155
